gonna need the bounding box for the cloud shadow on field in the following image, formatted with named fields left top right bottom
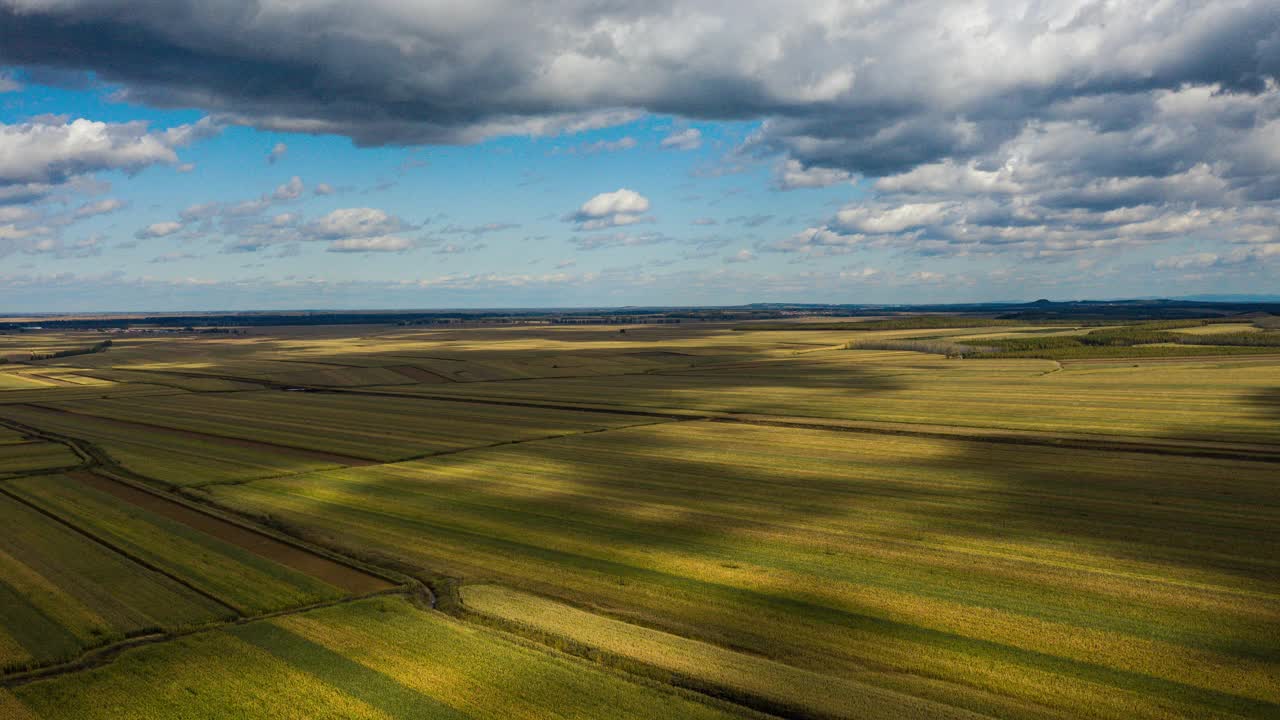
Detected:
left=202, top=380, right=1280, bottom=718
left=19, top=322, right=1280, bottom=718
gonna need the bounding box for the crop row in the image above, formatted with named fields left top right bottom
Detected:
left=43, top=390, right=658, bottom=461
left=6, top=597, right=742, bottom=720
left=463, top=584, right=979, bottom=720
left=412, top=353, right=1280, bottom=444
left=0, top=442, right=81, bottom=476
left=206, top=421, right=1280, bottom=720
left=10, top=475, right=347, bottom=615
left=0, top=405, right=346, bottom=487
left=0, top=492, right=229, bottom=672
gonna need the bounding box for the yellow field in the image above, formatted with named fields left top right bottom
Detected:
left=206, top=420, right=1280, bottom=719
left=9, top=597, right=743, bottom=720
left=463, top=584, right=992, bottom=720
left=0, top=320, right=1276, bottom=719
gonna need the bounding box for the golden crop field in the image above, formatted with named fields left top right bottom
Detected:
left=204, top=420, right=1280, bottom=719
left=8, top=597, right=744, bottom=720
left=1, top=319, right=1277, bottom=719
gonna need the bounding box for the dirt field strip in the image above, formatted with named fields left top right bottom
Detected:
left=68, top=472, right=395, bottom=596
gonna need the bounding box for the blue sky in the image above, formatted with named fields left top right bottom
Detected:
left=1, top=2, right=1277, bottom=311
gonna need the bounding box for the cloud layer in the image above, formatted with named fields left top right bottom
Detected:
left=3, top=1, right=1274, bottom=155
left=2, top=1, right=1279, bottom=293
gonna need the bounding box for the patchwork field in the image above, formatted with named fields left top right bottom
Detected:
left=10, top=475, right=351, bottom=615
left=0, top=318, right=1277, bottom=719
left=33, top=390, right=661, bottom=463
left=0, top=405, right=353, bottom=487
left=204, top=421, right=1280, bottom=719
left=7, top=597, right=744, bottom=720
left=463, top=584, right=982, bottom=720
left=399, top=352, right=1280, bottom=445
left=0, top=442, right=80, bottom=477
left=0, top=491, right=230, bottom=672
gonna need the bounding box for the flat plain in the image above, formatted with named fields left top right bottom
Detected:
left=0, top=318, right=1276, bottom=719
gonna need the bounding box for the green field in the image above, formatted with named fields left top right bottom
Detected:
left=399, top=351, right=1280, bottom=444
left=8, top=597, right=744, bottom=720
left=36, top=391, right=660, bottom=462
left=10, top=475, right=348, bottom=614
left=0, top=319, right=1277, bottom=718
left=204, top=421, right=1280, bottom=719
left=0, top=492, right=229, bottom=671
left=463, top=584, right=985, bottom=720
left=0, top=405, right=349, bottom=487
left=0, top=442, right=80, bottom=476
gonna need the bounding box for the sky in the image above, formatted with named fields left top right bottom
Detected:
left=0, top=1, right=1278, bottom=311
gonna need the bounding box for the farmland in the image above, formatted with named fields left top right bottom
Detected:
left=7, top=596, right=745, bottom=720
left=204, top=421, right=1280, bottom=719
left=0, top=317, right=1277, bottom=719
left=0, top=442, right=81, bottom=477
left=9, top=474, right=351, bottom=614
left=0, top=491, right=230, bottom=671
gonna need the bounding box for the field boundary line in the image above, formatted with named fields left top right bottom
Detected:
left=458, top=586, right=998, bottom=720
left=706, top=417, right=1280, bottom=464
left=191, top=420, right=686, bottom=491
left=0, top=414, right=412, bottom=598
left=0, top=417, right=434, bottom=687
left=15, top=403, right=383, bottom=466
left=74, top=368, right=273, bottom=394
left=312, top=387, right=1280, bottom=464
left=0, top=484, right=244, bottom=616
left=0, top=587, right=417, bottom=689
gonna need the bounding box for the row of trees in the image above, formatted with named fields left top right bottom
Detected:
left=28, top=339, right=112, bottom=361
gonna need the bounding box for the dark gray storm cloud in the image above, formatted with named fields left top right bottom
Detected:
left=2, top=2, right=1275, bottom=158
left=3, top=1, right=1280, bottom=271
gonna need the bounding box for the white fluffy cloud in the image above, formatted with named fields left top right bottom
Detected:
left=833, top=203, right=951, bottom=235
left=135, top=221, right=183, bottom=239
left=568, top=188, right=652, bottom=230
left=775, top=159, right=853, bottom=190
left=770, top=83, right=1280, bottom=262
left=307, top=207, right=408, bottom=240
left=0, top=117, right=213, bottom=188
